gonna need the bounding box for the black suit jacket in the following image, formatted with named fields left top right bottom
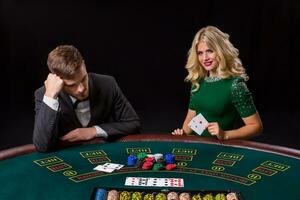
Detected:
left=33, top=73, right=141, bottom=152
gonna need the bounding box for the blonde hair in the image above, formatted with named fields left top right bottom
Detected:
left=185, top=26, right=248, bottom=92
left=47, top=45, right=84, bottom=79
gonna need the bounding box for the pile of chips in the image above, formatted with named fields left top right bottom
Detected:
left=127, top=153, right=177, bottom=170
left=93, top=189, right=239, bottom=200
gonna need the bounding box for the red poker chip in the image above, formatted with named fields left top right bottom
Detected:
left=142, top=161, right=153, bottom=170
left=144, top=157, right=155, bottom=163
left=165, top=164, right=176, bottom=170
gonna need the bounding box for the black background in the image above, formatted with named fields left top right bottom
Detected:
left=1, top=1, right=299, bottom=150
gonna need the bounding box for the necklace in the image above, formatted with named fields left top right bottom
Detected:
left=204, top=76, right=223, bottom=82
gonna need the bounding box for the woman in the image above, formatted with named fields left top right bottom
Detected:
left=172, top=26, right=263, bottom=140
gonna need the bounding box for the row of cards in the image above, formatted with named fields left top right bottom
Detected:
left=94, top=163, right=124, bottom=173
left=125, top=177, right=184, bottom=187
left=93, top=165, right=185, bottom=188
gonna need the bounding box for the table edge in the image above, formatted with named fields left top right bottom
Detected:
left=1, top=134, right=300, bottom=160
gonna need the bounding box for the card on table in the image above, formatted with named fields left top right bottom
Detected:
left=93, top=165, right=115, bottom=173
left=125, top=177, right=184, bottom=187
left=188, top=113, right=209, bottom=135
left=94, top=162, right=124, bottom=173
left=102, top=163, right=124, bottom=170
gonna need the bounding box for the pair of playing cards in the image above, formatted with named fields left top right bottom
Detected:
left=93, top=163, right=124, bottom=173
left=125, top=177, right=184, bottom=188
left=188, top=113, right=209, bottom=135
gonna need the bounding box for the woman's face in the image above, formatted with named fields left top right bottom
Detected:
left=197, top=41, right=219, bottom=72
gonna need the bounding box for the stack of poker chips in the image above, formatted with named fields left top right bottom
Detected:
left=93, top=189, right=232, bottom=200
left=127, top=153, right=176, bottom=171
left=94, top=189, right=107, bottom=200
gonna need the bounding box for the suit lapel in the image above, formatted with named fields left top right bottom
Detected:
left=87, top=73, right=100, bottom=127
left=59, top=91, right=82, bottom=127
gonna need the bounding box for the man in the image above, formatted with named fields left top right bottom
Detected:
left=33, top=45, right=141, bottom=152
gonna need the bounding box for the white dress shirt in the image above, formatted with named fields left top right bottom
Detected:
left=43, top=95, right=107, bottom=138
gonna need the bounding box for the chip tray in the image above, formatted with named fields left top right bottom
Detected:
left=90, top=187, right=243, bottom=200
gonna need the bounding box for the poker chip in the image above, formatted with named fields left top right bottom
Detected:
left=152, top=163, right=164, bottom=171
left=132, top=192, right=143, bottom=200
left=137, top=153, right=148, bottom=161
left=164, top=154, right=175, bottom=164
left=154, top=153, right=164, bottom=163
left=226, top=192, right=238, bottom=200
left=202, top=193, right=214, bottom=200
left=179, top=192, right=190, bottom=200
left=142, top=161, right=154, bottom=170
left=155, top=192, right=167, bottom=200
left=144, top=193, right=155, bottom=200
left=215, top=193, right=226, bottom=200
left=144, top=157, right=155, bottom=163
left=167, top=192, right=179, bottom=200
left=127, top=155, right=138, bottom=167
left=107, top=190, right=119, bottom=200
left=120, top=191, right=131, bottom=200
left=191, top=193, right=202, bottom=200
left=165, top=164, right=176, bottom=171
left=95, top=188, right=107, bottom=200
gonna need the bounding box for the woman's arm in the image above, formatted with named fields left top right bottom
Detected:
left=208, top=112, right=263, bottom=140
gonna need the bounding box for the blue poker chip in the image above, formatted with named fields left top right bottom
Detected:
left=95, top=188, right=107, bottom=200
left=127, top=155, right=138, bottom=166
left=164, top=153, right=175, bottom=164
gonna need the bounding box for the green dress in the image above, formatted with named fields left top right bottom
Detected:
left=189, top=76, right=257, bottom=137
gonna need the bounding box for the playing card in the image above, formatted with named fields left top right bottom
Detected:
left=102, top=163, right=124, bottom=170
left=148, top=178, right=164, bottom=187
left=138, top=178, right=149, bottom=186
left=93, top=165, right=115, bottom=173
left=169, top=178, right=184, bottom=187
left=125, top=177, right=139, bottom=186
left=188, top=113, right=208, bottom=135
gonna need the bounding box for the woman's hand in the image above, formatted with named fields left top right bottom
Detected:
left=172, top=128, right=185, bottom=136
left=207, top=122, right=225, bottom=140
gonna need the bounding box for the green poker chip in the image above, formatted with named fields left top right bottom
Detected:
left=155, top=193, right=166, bottom=200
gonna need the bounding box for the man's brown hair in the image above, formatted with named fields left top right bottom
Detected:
left=47, top=45, right=84, bottom=79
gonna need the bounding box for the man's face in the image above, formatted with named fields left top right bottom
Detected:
left=62, top=64, right=89, bottom=100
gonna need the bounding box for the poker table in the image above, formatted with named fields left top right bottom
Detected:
left=1, top=134, right=300, bottom=199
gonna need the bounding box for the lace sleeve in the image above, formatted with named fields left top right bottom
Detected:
left=231, top=77, right=257, bottom=118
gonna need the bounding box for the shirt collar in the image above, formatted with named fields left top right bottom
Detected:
left=69, top=96, right=77, bottom=104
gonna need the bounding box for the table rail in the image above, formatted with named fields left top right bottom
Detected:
left=1, top=134, right=300, bottom=160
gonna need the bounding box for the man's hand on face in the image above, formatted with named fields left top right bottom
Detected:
left=59, top=127, right=97, bottom=142
left=44, top=73, right=64, bottom=99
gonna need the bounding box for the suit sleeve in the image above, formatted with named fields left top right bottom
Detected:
left=32, top=88, right=60, bottom=152
left=99, top=78, right=141, bottom=136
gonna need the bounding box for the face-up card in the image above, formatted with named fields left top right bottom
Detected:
left=125, top=177, right=139, bottom=186
left=93, top=165, right=115, bottom=173
left=169, top=178, right=184, bottom=187
left=138, top=178, right=149, bottom=186
left=188, top=113, right=209, bottom=135
left=102, top=163, right=124, bottom=170
left=148, top=178, right=165, bottom=187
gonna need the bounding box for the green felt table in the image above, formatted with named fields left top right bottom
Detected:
left=1, top=134, right=300, bottom=200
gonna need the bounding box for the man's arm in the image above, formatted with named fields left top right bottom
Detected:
left=33, top=88, right=60, bottom=152
left=33, top=74, right=64, bottom=152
